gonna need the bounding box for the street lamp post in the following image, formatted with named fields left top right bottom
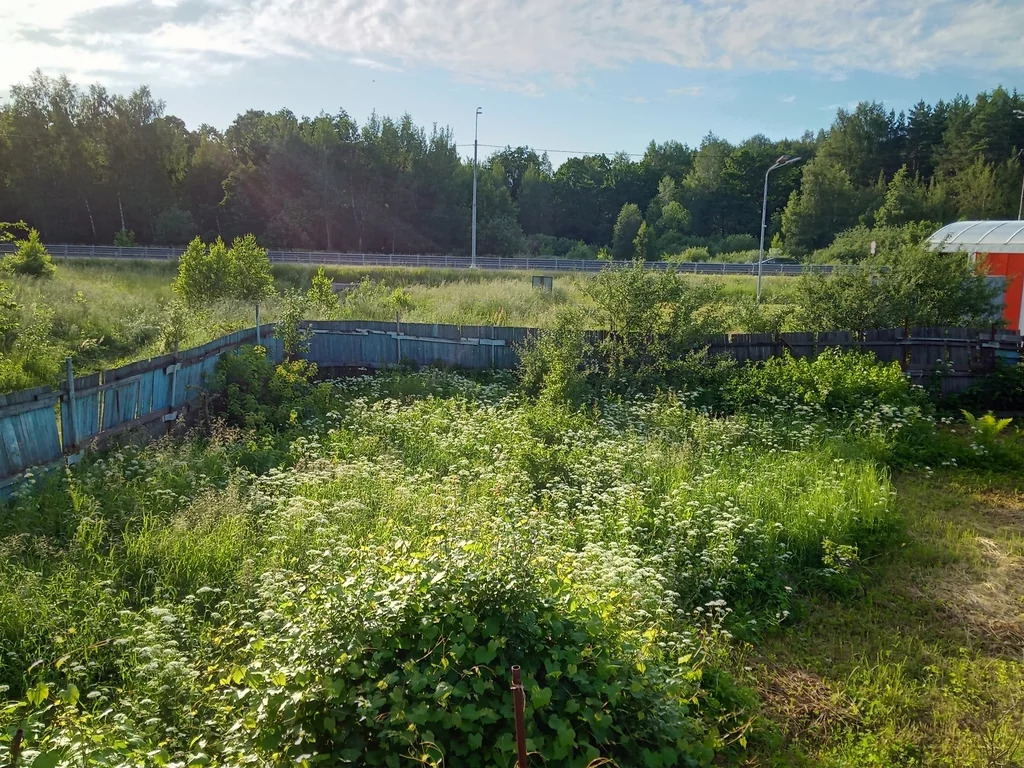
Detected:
left=472, top=107, right=482, bottom=268
left=757, top=154, right=802, bottom=303
left=1015, top=111, right=1024, bottom=220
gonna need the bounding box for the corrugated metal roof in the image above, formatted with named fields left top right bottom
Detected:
left=928, top=220, right=1024, bottom=253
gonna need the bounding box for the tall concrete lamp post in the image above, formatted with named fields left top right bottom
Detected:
left=757, top=154, right=802, bottom=303
left=472, top=107, right=482, bottom=268
left=1015, top=110, right=1024, bottom=220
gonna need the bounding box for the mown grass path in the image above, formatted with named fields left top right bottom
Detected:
left=746, top=471, right=1024, bottom=767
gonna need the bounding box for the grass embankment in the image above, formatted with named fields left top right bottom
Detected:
left=746, top=470, right=1024, bottom=767
left=0, top=258, right=795, bottom=393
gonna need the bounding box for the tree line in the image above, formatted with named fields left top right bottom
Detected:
left=1, top=72, right=1022, bottom=258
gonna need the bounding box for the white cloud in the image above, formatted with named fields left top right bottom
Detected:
left=667, top=86, right=703, bottom=97
left=623, top=96, right=649, bottom=104
left=781, top=95, right=796, bottom=103
left=3, top=0, right=1024, bottom=91
left=350, top=57, right=403, bottom=73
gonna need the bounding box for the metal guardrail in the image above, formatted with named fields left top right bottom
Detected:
left=0, top=243, right=836, bottom=276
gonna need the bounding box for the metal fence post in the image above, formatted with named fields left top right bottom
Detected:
left=511, top=666, right=528, bottom=767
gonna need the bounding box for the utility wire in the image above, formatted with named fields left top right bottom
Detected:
left=457, top=143, right=646, bottom=157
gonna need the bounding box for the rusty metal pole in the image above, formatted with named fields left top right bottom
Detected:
left=511, top=666, right=528, bottom=768
left=10, top=727, right=24, bottom=767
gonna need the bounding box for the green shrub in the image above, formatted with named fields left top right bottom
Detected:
left=337, top=278, right=415, bottom=323
left=796, top=243, right=998, bottom=331
left=277, top=288, right=312, bottom=359
left=212, top=345, right=331, bottom=433
left=218, top=544, right=720, bottom=768
left=709, top=249, right=760, bottom=263
left=159, top=298, right=192, bottom=353
left=173, top=236, right=232, bottom=306
left=811, top=223, right=936, bottom=264
left=229, top=233, right=275, bottom=301
left=713, top=233, right=758, bottom=254
left=0, top=304, right=66, bottom=392
left=528, top=234, right=580, bottom=257
left=586, top=261, right=726, bottom=388
left=174, top=234, right=274, bottom=306
left=945, top=362, right=1024, bottom=412
left=564, top=240, right=596, bottom=260
left=731, top=296, right=798, bottom=334
left=652, top=230, right=690, bottom=258
left=671, top=246, right=711, bottom=262
left=728, top=348, right=922, bottom=414
left=3, top=229, right=56, bottom=278
left=307, top=266, right=339, bottom=315
left=113, top=228, right=136, bottom=247
left=0, top=281, right=21, bottom=352
left=518, top=307, right=592, bottom=405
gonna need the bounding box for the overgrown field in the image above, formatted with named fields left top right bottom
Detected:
left=2, top=349, right=1021, bottom=766
left=0, top=257, right=795, bottom=393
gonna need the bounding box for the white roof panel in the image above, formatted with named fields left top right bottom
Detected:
left=928, top=220, right=1024, bottom=254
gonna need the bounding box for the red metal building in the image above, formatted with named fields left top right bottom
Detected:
left=928, top=220, right=1024, bottom=334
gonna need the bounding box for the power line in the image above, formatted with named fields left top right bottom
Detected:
left=0, top=126, right=649, bottom=159
left=0, top=129, right=648, bottom=158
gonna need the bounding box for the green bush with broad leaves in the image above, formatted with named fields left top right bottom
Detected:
left=211, top=345, right=331, bottom=432
left=726, top=348, right=923, bottom=415
left=795, top=242, right=998, bottom=331
left=212, top=544, right=721, bottom=768
left=174, top=235, right=233, bottom=306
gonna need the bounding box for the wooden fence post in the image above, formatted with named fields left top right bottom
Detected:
left=64, top=357, right=79, bottom=450
left=170, top=343, right=180, bottom=409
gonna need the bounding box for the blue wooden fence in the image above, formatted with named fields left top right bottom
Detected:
left=1, top=321, right=1020, bottom=493
left=303, top=321, right=529, bottom=371
left=0, top=325, right=281, bottom=491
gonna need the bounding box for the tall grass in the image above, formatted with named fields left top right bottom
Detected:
left=1, top=259, right=798, bottom=393
left=0, top=366, right=912, bottom=765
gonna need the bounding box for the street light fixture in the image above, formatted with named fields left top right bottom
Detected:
left=757, top=154, right=802, bottom=303
left=471, top=107, right=482, bottom=268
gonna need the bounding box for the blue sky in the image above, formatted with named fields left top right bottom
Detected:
left=4, top=0, right=1023, bottom=164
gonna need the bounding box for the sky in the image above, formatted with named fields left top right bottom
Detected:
left=2, top=0, right=1024, bottom=163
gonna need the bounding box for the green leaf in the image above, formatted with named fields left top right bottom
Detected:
left=59, top=684, right=79, bottom=705
left=31, top=753, right=61, bottom=768
left=530, top=685, right=553, bottom=709
left=25, top=682, right=49, bottom=706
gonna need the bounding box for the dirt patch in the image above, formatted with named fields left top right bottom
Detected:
left=978, top=505, right=1024, bottom=534
left=923, top=535, right=1024, bottom=651
left=754, top=666, right=857, bottom=742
